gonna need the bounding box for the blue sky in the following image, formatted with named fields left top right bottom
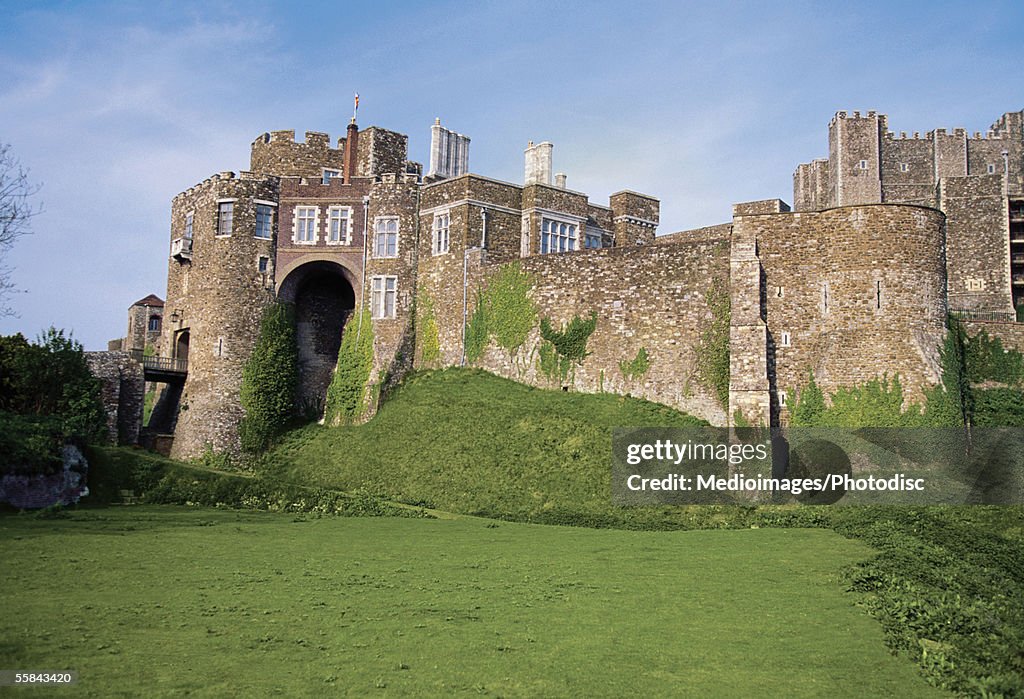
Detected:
left=0, top=0, right=1021, bottom=349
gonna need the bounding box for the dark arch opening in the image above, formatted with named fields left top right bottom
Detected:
left=278, top=261, right=357, bottom=415
left=175, top=329, right=190, bottom=361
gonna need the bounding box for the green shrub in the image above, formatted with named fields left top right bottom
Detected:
left=0, top=412, right=64, bottom=475
left=0, top=329, right=106, bottom=443
left=324, top=307, right=374, bottom=424
left=239, top=303, right=299, bottom=452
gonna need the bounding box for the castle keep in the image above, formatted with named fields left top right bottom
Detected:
left=143, top=109, right=1024, bottom=458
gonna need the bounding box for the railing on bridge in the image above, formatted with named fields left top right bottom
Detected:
left=949, top=308, right=1018, bottom=323
left=130, top=350, right=188, bottom=376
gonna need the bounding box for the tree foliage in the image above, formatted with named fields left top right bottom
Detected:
left=1, top=328, right=106, bottom=475
left=0, top=328, right=106, bottom=440
left=239, top=303, right=299, bottom=452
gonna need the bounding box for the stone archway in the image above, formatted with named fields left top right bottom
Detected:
left=277, top=261, right=357, bottom=414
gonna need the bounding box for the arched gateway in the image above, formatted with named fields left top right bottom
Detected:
left=277, top=260, right=358, bottom=414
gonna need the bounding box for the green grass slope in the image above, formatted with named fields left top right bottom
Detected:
left=268, top=368, right=705, bottom=521
left=0, top=507, right=944, bottom=698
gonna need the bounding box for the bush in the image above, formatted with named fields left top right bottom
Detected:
left=239, top=303, right=299, bottom=452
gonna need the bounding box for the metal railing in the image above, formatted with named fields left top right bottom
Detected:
left=130, top=350, right=188, bottom=375
left=949, top=308, right=1018, bottom=323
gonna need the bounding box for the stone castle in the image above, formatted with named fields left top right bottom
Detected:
left=114, top=108, right=1024, bottom=458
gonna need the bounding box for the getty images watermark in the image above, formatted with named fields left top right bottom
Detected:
left=611, top=427, right=1024, bottom=506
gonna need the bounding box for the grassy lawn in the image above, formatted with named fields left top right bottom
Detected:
left=0, top=507, right=944, bottom=698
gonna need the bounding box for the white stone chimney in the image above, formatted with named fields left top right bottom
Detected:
left=525, top=141, right=553, bottom=185
left=427, top=118, right=470, bottom=179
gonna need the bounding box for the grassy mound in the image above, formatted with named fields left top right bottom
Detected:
left=267, top=368, right=705, bottom=522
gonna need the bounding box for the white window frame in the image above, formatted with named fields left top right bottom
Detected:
left=857, top=159, right=868, bottom=170
left=987, top=164, right=996, bottom=174
left=327, top=206, right=353, bottom=245
left=322, top=168, right=341, bottom=185
left=432, top=211, right=450, bottom=256
left=216, top=199, right=235, bottom=237
left=254, top=203, right=274, bottom=239
left=899, top=163, right=909, bottom=173
left=540, top=216, right=578, bottom=254
left=779, top=391, right=788, bottom=407
left=374, top=216, right=399, bottom=258
left=184, top=211, right=194, bottom=239
left=293, top=206, right=319, bottom=245
left=780, top=331, right=791, bottom=347
left=258, top=255, right=270, bottom=274
left=371, top=275, right=398, bottom=319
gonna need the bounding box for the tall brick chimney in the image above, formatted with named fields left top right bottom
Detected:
left=343, top=119, right=359, bottom=184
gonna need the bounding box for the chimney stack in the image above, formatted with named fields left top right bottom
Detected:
left=524, top=141, right=553, bottom=185
left=555, top=173, right=567, bottom=189
left=427, top=118, right=471, bottom=179
left=342, top=119, right=359, bottom=184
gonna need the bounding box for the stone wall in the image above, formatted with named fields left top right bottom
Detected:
left=449, top=241, right=732, bottom=424
left=829, top=111, right=883, bottom=207
left=610, top=190, right=659, bottom=246
left=940, top=175, right=1013, bottom=314
left=85, top=351, right=145, bottom=445
left=962, top=319, right=1024, bottom=354
left=165, top=172, right=279, bottom=457
left=744, top=204, right=947, bottom=419
left=250, top=130, right=346, bottom=179
left=364, top=175, right=421, bottom=403
left=356, top=127, right=412, bottom=178
left=655, top=223, right=733, bottom=246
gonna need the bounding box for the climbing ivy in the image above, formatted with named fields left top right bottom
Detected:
left=538, top=312, right=597, bottom=385
left=790, top=317, right=976, bottom=428
left=964, top=329, right=1024, bottom=386
left=463, top=263, right=537, bottom=367
left=696, top=278, right=730, bottom=409
left=239, top=303, right=299, bottom=453
left=324, top=307, right=374, bottom=425
left=417, top=291, right=441, bottom=366
left=619, top=346, right=651, bottom=382
left=486, top=263, right=537, bottom=357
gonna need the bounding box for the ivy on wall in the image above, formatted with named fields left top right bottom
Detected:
left=417, top=291, right=441, bottom=367
left=696, top=278, right=730, bottom=409
left=965, top=329, right=1024, bottom=386
left=463, top=262, right=538, bottom=368
left=537, top=312, right=597, bottom=385
left=789, top=317, right=977, bottom=428
left=239, top=303, right=299, bottom=452
left=324, top=307, right=374, bottom=425
left=619, top=346, right=651, bottom=382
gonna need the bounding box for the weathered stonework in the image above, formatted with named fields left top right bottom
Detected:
left=85, top=351, right=145, bottom=445
left=140, top=108, right=1023, bottom=457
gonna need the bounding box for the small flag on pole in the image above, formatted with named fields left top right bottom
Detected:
left=353, top=93, right=359, bottom=120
